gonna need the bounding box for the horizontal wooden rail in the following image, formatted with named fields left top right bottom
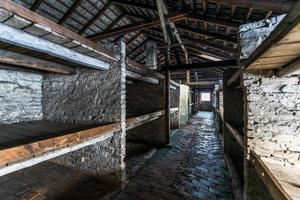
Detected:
left=126, top=110, right=165, bottom=130
left=249, top=150, right=292, bottom=200
left=224, top=122, right=245, bottom=149
left=0, top=110, right=165, bottom=176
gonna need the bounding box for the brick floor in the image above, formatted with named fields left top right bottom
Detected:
left=114, top=112, right=233, bottom=200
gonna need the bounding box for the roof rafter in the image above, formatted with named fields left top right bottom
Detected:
left=88, top=13, right=187, bottom=41
left=58, top=0, right=84, bottom=25
left=78, top=2, right=112, bottom=35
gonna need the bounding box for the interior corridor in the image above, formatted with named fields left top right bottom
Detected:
left=115, top=112, right=233, bottom=200
left=0, top=112, right=233, bottom=200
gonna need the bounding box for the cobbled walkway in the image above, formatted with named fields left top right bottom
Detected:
left=115, top=112, right=233, bottom=200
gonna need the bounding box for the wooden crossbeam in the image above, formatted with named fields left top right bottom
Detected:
left=176, top=24, right=237, bottom=44
left=58, top=0, right=84, bottom=25
left=112, top=0, right=157, bottom=11
left=88, top=13, right=186, bottom=41
left=205, top=0, right=293, bottom=13
left=147, top=28, right=237, bottom=55
left=78, top=2, right=112, bottom=34
left=30, top=0, right=43, bottom=11
left=187, top=14, right=240, bottom=28
left=0, top=49, right=75, bottom=74
left=114, top=1, right=240, bottom=28
left=0, top=23, right=110, bottom=70
left=163, top=60, right=238, bottom=71
left=126, top=32, right=143, bottom=45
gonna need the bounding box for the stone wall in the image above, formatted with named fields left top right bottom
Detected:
left=47, top=42, right=127, bottom=186
left=244, top=70, right=300, bottom=167
left=42, top=67, right=122, bottom=125
left=0, top=69, right=43, bottom=124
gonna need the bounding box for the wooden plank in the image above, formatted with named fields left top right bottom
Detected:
left=164, top=60, right=238, bottom=71
left=249, top=150, right=292, bottom=200
left=0, top=0, right=116, bottom=63
left=278, top=24, right=300, bottom=44
left=262, top=43, right=300, bottom=58
left=225, top=122, right=245, bottom=149
left=88, top=13, right=187, bottom=41
left=126, top=110, right=165, bottom=130
left=0, top=49, right=75, bottom=74
left=245, top=1, right=300, bottom=69
left=252, top=55, right=299, bottom=66
left=0, top=23, right=110, bottom=70
left=205, top=0, right=293, bottom=13
left=277, top=57, right=300, bottom=77
left=0, top=122, right=120, bottom=169
left=267, top=163, right=300, bottom=200
left=126, top=70, right=160, bottom=84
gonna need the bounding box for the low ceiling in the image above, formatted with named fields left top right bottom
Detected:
left=11, top=0, right=296, bottom=81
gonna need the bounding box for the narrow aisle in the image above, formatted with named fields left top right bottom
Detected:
left=115, top=112, right=233, bottom=200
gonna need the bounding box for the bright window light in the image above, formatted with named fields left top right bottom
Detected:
left=201, top=92, right=211, bottom=102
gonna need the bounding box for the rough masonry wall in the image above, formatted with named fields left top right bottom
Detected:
left=244, top=70, right=300, bottom=167
left=45, top=43, right=126, bottom=186
left=126, top=81, right=164, bottom=117
left=126, top=81, right=166, bottom=145
left=0, top=69, right=43, bottom=124
left=42, top=67, right=122, bottom=125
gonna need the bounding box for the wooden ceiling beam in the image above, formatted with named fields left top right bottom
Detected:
left=148, top=28, right=237, bottom=54
left=88, top=13, right=186, bottom=41
left=163, top=60, right=238, bottom=71
left=79, top=2, right=112, bottom=34
left=0, top=49, right=75, bottom=74
left=126, top=32, right=143, bottom=45
left=58, top=0, right=84, bottom=25
left=176, top=24, right=237, bottom=44
left=112, top=0, right=157, bottom=12
left=30, top=0, right=43, bottom=11
left=204, top=0, right=293, bottom=13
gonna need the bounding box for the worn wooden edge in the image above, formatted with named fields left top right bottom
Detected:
left=0, top=0, right=117, bottom=63
left=249, top=150, right=292, bottom=200
left=0, top=49, right=75, bottom=74
left=0, top=110, right=168, bottom=176
left=0, top=122, right=121, bottom=169
left=126, top=110, right=165, bottom=130
left=224, top=122, right=245, bottom=149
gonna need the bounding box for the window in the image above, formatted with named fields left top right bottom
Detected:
left=201, top=92, right=211, bottom=102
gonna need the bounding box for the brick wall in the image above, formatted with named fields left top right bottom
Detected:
left=126, top=80, right=167, bottom=145
left=0, top=69, right=43, bottom=124
left=244, top=70, right=300, bottom=167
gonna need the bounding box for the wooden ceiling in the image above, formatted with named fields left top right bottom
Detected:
left=10, top=0, right=297, bottom=80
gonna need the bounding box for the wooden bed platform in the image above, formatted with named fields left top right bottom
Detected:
left=0, top=110, right=164, bottom=177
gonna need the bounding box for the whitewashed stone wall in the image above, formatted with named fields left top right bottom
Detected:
left=244, top=69, right=300, bottom=167
left=0, top=69, right=43, bottom=124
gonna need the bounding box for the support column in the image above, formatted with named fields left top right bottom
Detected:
left=145, top=40, right=157, bottom=70
left=223, top=71, right=244, bottom=182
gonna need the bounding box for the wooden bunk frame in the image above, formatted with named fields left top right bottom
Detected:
left=0, top=110, right=166, bottom=177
